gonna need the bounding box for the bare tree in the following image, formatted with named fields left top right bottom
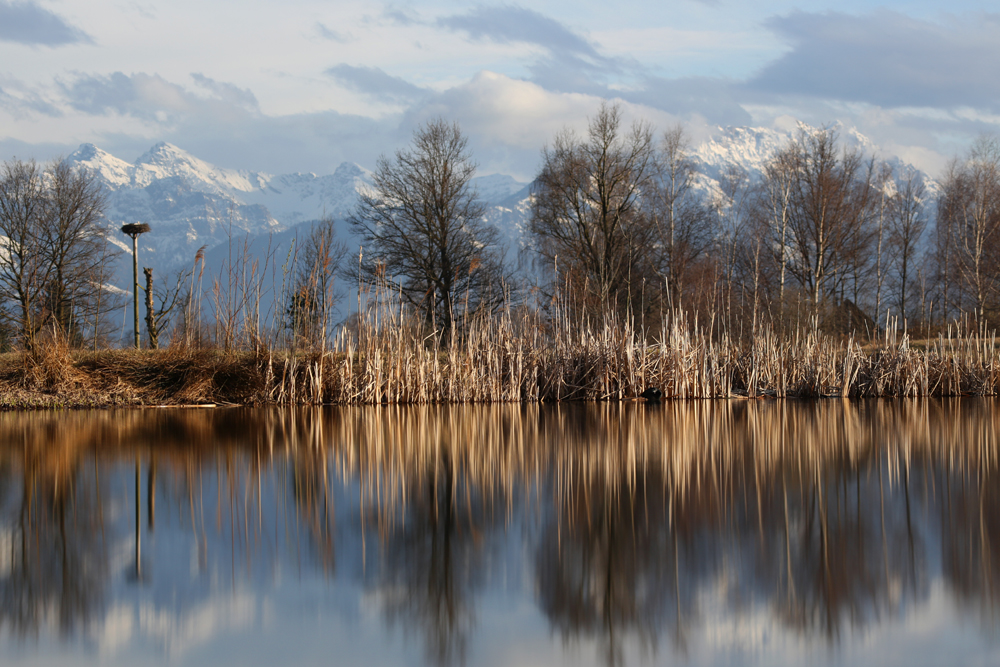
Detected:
left=0, top=159, right=48, bottom=347
left=287, top=217, right=347, bottom=349
left=531, top=102, right=658, bottom=315
left=778, top=128, right=877, bottom=324
left=713, top=162, right=755, bottom=324
left=651, top=125, right=715, bottom=309
left=0, top=158, right=116, bottom=348
left=760, top=146, right=796, bottom=311
left=888, top=168, right=927, bottom=323
left=935, top=136, right=1000, bottom=324
left=90, top=236, right=125, bottom=350
left=143, top=267, right=188, bottom=349
left=42, top=160, right=112, bottom=344
left=349, top=119, right=507, bottom=333
left=872, top=162, right=895, bottom=329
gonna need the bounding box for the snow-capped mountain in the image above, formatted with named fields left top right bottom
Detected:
left=62, top=123, right=935, bottom=334
left=694, top=125, right=795, bottom=181
left=68, top=142, right=532, bottom=279
left=69, top=143, right=277, bottom=271
left=693, top=122, right=933, bottom=187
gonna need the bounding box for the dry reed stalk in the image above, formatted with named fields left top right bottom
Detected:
left=258, top=303, right=1000, bottom=404
left=10, top=268, right=1000, bottom=407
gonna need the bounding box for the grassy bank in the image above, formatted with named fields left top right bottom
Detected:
left=3, top=311, right=1000, bottom=408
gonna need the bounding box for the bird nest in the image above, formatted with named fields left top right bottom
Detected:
left=121, top=222, right=151, bottom=236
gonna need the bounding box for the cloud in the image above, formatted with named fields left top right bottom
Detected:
left=525, top=51, right=627, bottom=95
left=59, top=72, right=259, bottom=123
left=0, top=0, right=90, bottom=46
left=439, top=5, right=600, bottom=60
left=154, top=109, right=400, bottom=175
left=407, top=71, right=598, bottom=148
left=315, top=22, right=346, bottom=43
left=11, top=4, right=994, bottom=185
left=437, top=5, right=646, bottom=108
left=747, top=11, right=1000, bottom=110
left=380, top=6, right=420, bottom=27
left=399, top=70, right=696, bottom=178
left=325, top=65, right=428, bottom=104
left=0, top=76, right=61, bottom=117
left=626, top=76, right=751, bottom=126
left=191, top=74, right=258, bottom=112
left=61, top=72, right=184, bottom=118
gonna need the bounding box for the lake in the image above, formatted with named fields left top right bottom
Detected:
left=0, top=400, right=998, bottom=666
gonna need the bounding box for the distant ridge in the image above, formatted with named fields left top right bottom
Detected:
left=64, top=122, right=935, bottom=296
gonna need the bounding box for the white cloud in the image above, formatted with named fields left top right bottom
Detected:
left=0, top=0, right=91, bottom=46
left=0, top=3, right=997, bottom=181
left=748, top=11, right=1000, bottom=110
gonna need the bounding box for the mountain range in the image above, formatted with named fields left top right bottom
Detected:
left=64, top=122, right=935, bottom=327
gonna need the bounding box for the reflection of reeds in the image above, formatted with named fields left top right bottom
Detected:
left=3, top=402, right=1000, bottom=656
left=2, top=400, right=998, bottom=515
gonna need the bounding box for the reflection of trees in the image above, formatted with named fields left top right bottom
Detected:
left=528, top=400, right=946, bottom=660
left=536, top=470, right=680, bottom=666
left=755, top=461, right=926, bottom=640
left=1, top=399, right=1000, bottom=665
left=373, top=446, right=492, bottom=667
left=0, top=453, right=108, bottom=637
left=941, top=466, right=1000, bottom=619
left=290, top=445, right=336, bottom=575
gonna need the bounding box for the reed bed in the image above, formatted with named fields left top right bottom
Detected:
left=4, top=289, right=1000, bottom=407
left=265, top=305, right=1000, bottom=405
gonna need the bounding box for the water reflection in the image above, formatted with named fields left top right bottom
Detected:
left=0, top=401, right=997, bottom=665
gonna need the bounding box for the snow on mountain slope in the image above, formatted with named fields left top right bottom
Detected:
left=133, top=142, right=267, bottom=194
left=694, top=125, right=794, bottom=181
left=241, top=163, right=374, bottom=225
left=472, top=174, right=527, bottom=205
left=62, top=123, right=935, bottom=333
left=66, top=142, right=533, bottom=281
left=69, top=143, right=135, bottom=188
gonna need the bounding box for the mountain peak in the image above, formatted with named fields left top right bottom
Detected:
left=70, top=143, right=101, bottom=161
left=136, top=141, right=196, bottom=167
left=333, top=162, right=369, bottom=180
left=129, top=142, right=268, bottom=194
left=67, top=143, right=134, bottom=186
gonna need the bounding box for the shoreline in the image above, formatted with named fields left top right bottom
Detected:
left=1, top=337, right=998, bottom=410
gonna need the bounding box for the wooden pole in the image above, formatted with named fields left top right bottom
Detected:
left=132, top=234, right=139, bottom=349
left=120, top=223, right=150, bottom=350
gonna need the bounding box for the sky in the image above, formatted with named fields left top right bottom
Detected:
left=1, top=0, right=999, bottom=181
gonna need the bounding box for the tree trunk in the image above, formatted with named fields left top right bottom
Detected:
left=144, top=267, right=158, bottom=349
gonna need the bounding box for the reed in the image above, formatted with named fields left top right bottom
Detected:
left=4, top=283, right=1000, bottom=406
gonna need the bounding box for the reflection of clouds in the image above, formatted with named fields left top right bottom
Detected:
left=91, top=605, right=132, bottom=655
left=138, top=591, right=259, bottom=656
left=690, top=579, right=995, bottom=667
left=2, top=403, right=1000, bottom=665
left=89, top=592, right=261, bottom=658
left=699, top=597, right=774, bottom=654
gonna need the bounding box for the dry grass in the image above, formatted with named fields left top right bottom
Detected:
left=2, top=291, right=1000, bottom=408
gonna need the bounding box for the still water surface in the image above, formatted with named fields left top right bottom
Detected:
left=0, top=400, right=998, bottom=666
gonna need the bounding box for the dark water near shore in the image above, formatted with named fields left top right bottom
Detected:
left=0, top=400, right=999, bottom=666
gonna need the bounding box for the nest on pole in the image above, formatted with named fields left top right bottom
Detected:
left=121, top=222, right=151, bottom=237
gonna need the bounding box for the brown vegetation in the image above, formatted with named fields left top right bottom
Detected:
left=1, top=299, right=999, bottom=408
left=6, top=115, right=1000, bottom=410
